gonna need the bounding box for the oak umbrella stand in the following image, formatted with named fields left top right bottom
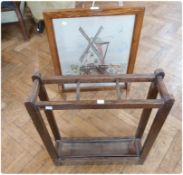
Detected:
left=25, top=69, right=174, bottom=165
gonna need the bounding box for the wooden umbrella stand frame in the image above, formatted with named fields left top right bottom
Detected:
left=25, top=69, right=174, bottom=165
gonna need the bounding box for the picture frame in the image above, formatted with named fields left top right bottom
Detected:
left=44, top=7, right=145, bottom=91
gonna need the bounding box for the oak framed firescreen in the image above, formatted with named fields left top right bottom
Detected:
left=25, top=69, right=174, bottom=165
left=43, top=7, right=144, bottom=92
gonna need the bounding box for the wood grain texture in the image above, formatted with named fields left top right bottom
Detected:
left=2, top=1, right=181, bottom=173
left=127, top=7, right=144, bottom=73
left=42, top=73, right=155, bottom=84
left=43, top=7, right=145, bottom=19
left=43, top=15, right=61, bottom=76
left=36, top=99, right=164, bottom=110
left=139, top=96, right=174, bottom=163
left=135, top=81, right=158, bottom=138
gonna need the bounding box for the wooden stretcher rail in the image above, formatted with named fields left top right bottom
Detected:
left=59, top=136, right=137, bottom=142
left=76, top=82, right=80, bottom=101
left=35, top=99, right=164, bottom=110
left=116, top=80, right=121, bottom=100
left=42, top=73, right=155, bottom=84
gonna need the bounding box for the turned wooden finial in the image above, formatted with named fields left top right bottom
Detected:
left=32, top=71, right=42, bottom=82
left=154, top=68, right=165, bottom=79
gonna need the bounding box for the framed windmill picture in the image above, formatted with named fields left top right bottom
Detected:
left=44, top=7, right=144, bottom=91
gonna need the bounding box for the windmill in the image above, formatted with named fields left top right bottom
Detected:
left=78, top=26, right=110, bottom=74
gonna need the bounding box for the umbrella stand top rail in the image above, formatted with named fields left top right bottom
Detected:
left=27, top=69, right=172, bottom=110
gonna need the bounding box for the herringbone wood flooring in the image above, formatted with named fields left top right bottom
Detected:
left=1, top=1, right=182, bottom=173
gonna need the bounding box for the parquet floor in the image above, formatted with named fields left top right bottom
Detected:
left=1, top=1, right=182, bottom=173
